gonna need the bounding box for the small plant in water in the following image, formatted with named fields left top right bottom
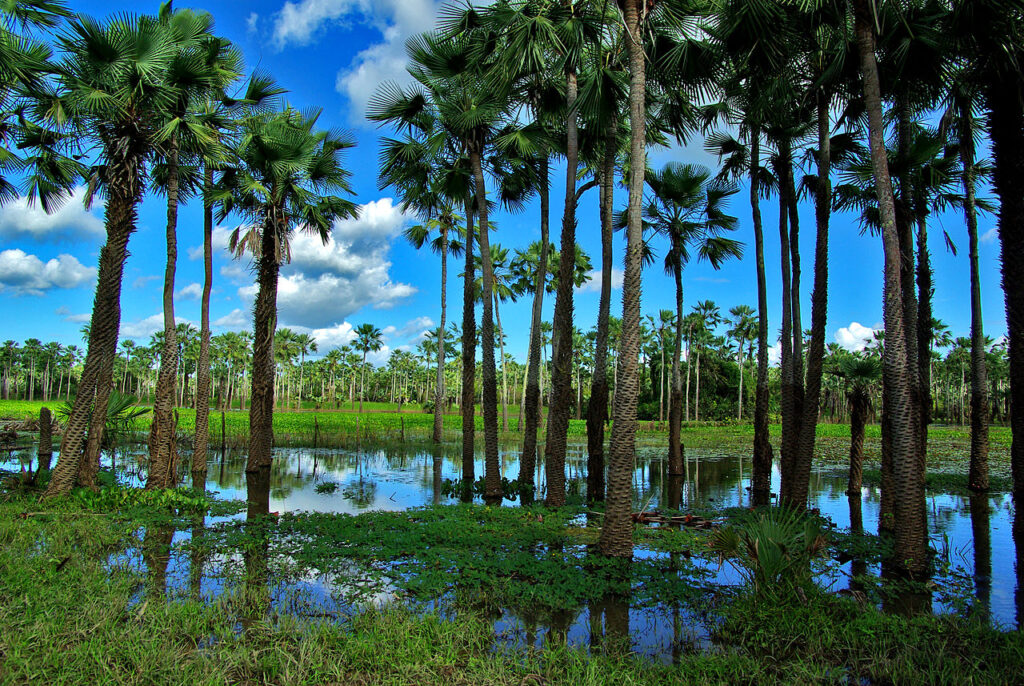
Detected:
left=708, top=507, right=827, bottom=601
left=314, top=481, right=339, bottom=494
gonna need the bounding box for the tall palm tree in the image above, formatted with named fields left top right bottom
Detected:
left=727, top=305, right=756, bottom=420
left=402, top=210, right=465, bottom=441
left=600, top=0, right=648, bottom=559
left=294, top=332, right=317, bottom=410
left=147, top=4, right=241, bottom=490
left=217, top=107, right=358, bottom=473
left=45, top=13, right=188, bottom=496
left=852, top=0, right=927, bottom=576
left=644, top=161, right=741, bottom=474
left=354, top=324, right=383, bottom=413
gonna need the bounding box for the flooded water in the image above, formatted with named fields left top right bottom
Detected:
left=3, top=441, right=1021, bottom=661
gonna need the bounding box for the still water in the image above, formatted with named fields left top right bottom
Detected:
left=4, top=442, right=1021, bottom=661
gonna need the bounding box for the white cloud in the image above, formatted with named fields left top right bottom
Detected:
left=0, top=186, right=104, bottom=242
left=0, top=249, right=95, bottom=295
left=576, top=268, right=624, bottom=294
left=246, top=12, right=260, bottom=32
left=980, top=227, right=998, bottom=244
left=768, top=341, right=782, bottom=367
left=234, top=199, right=416, bottom=327
left=268, top=0, right=438, bottom=122
left=382, top=315, right=434, bottom=341
left=304, top=321, right=356, bottom=349
left=120, top=313, right=193, bottom=339
left=695, top=276, right=730, bottom=284
left=176, top=282, right=202, bottom=300
left=213, top=308, right=249, bottom=330
left=55, top=306, right=91, bottom=323
left=835, top=322, right=880, bottom=352
left=365, top=344, right=391, bottom=367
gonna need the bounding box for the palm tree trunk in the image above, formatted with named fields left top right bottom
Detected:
left=668, top=254, right=684, bottom=476
left=961, top=110, right=990, bottom=491
left=854, top=0, right=926, bottom=576
left=248, top=212, right=280, bottom=473
left=148, top=137, right=181, bottom=490
left=469, top=145, right=501, bottom=504
left=359, top=353, right=367, bottom=413
left=45, top=161, right=141, bottom=497
left=750, top=127, right=774, bottom=507
left=986, top=45, right=1024, bottom=495
left=600, top=0, right=644, bottom=558
left=792, top=90, right=833, bottom=508
left=777, top=143, right=797, bottom=505
left=545, top=69, right=580, bottom=508
left=847, top=390, right=868, bottom=494
left=461, top=197, right=477, bottom=501
left=433, top=227, right=448, bottom=443
left=496, top=293, right=509, bottom=433
left=586, top=122, right=615, bottom=503
left=193, top=166, right=215, bottom=490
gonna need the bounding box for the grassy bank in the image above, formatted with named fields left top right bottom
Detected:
left=0, top=398, right=1014, bottom=482
left=1, top=490, right=1021, bottom=685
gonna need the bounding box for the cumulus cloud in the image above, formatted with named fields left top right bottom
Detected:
left=576, top=268, right=624, bottom=294
left=55, top=306, right=91, bottom=324
left=176, top=282, right=202, bottom=300
left=304, top=321, right=356, bottom=349
left=768, top=341, right=782, bottom=367
left=0, top=249, right=95, bottom=295
left=0, top=186, right=104, bottom=242
left=269, top=0, right=438, bottom=122
left=120, top=313, right=193, bottom=339
left=835, top=322, right=880, bottom=352
left=234, top=198, right=416, bottom=328
left=981, top=227, right=998, bottom=244
left=213, top=308, right=249, bottom=330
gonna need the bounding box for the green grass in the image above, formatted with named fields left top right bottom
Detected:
left=0, top=399, right=1014, bottom=476
left=1, top=492, right=1021, bottom=685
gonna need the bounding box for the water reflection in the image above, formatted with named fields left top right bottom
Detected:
left=3, top=442, right=1022, bottom=652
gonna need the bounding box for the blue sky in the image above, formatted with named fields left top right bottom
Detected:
left=0, top=0, right=1007, bottom=365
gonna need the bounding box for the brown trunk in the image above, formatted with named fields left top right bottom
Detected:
left=45, top=151, right=142, bottom=497
left=148, top=137, right=181, bottom=490
left=247, top=211, right=280, bottom=472
left=193, top=166, right=214, bottom=491
left=792, top=91, right=832, bottom=507
left=469, top=146, right=501, bottom=504
left=599, top=0, right=644, bottom=558
left=854, top=0, right=926, bottom=575
left=847, top=390, right=868, bottom=495
left=962, top=108, right=990, bottom=491
left=777, top=144, right=797, bottom=504
left=461, top=197, right=477, bottom=501
left=987, top=46, right=1024, bottom=495
left=433, top=225, right=448, bottom=443
left=750, top=128, right=774, bottom=507
left=545, top=69, right=579, bottom=508
left=668, top=249, right=684, bottom=475
left=586, top=124, right=615, bottom=503
left=518, top=156, right=548, bottom=496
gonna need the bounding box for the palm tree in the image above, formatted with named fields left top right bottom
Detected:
left=644, top=161, right=741, bottom=474
left=727, top=305, right=756, bottom=420
left=837, top=355, right=882, bottom=496
left=217, top=107, right=358, bottom=473
left=147, top=4, right=241, bottom=491
left=192, top=74, right=283, bottom=490
left=294, top=332, right=317, bottom=410
left=46, top=13, right=187, bottom=496
left=403, top=210, right=465, bottom=441
left=600, top=0, right=649, bottom=559
left=852, top=0, right=927, bottom=575
left=354, top=324, right=383, bottom=413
